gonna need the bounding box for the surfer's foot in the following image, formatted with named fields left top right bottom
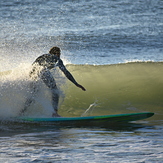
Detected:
left=19, top=109, right=25, bottom=116
left=52, top=112, right=61, bottom=117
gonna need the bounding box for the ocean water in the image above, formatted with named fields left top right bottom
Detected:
left=0, top=0, right=163, bottom=162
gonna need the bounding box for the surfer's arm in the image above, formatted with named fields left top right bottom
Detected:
left=58, top=60, right=86, bottom=91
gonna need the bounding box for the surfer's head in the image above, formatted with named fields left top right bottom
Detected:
left=49, top=46, right=61, bottom=57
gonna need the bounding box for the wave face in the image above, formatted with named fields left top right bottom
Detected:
left=0, top=62, right=163, bottom=119
left=60, top=62, right=163, bottom=119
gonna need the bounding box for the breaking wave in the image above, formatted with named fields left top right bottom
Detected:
left=0, top=62, right=163, bottom=120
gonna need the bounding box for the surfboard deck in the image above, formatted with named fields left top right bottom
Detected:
left=16, top=112, right=154, bottom=126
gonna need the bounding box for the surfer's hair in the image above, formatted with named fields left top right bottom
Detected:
left=49, top=46, right=61, bottom=55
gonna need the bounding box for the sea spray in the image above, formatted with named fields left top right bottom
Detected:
left=81, top=101, right=98, bottom=117
left=0, top=64, right=66, bottom=118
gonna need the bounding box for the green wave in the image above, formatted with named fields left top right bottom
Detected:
left=59, top=62, right=163, bottom=119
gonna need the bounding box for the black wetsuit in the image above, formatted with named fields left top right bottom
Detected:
left=22, top=54, right=78, bottom=115
left=30, top=54, right=78, bottom=85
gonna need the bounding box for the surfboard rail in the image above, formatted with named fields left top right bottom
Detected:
left=17, top=112, right=154, bottom=123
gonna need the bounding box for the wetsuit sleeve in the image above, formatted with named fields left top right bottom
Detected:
left=58, top=59, right=78, bottom=85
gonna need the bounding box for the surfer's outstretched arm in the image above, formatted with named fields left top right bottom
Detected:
left=58, top=60, right=86, bottom=91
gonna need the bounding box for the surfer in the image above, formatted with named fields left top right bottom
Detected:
left=21, top=46, right=86, bottom=117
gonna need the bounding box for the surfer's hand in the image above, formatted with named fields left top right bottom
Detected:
left=76, top=84, right=86, bottom=91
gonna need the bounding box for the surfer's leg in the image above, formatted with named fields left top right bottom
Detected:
left=40, top=70, right=60, bottom=117
left=51, top=88, right=60, bottom=117
left=19, top=82, right=38, bottom=115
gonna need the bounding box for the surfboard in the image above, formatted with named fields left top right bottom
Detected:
left=17, top=112, right=154, bottom=126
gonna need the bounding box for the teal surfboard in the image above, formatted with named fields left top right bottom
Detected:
left=17, top=112, right=154, bottom=126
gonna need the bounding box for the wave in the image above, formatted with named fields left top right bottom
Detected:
left=0, top=62, right=163, bottom=120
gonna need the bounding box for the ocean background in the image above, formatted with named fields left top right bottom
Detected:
left=0, top=0, right=163, bottom=162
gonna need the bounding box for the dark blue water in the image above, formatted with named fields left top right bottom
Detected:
left=1, top=0, right=163, bottom=69
left=0, top=0, right=163, bottom=162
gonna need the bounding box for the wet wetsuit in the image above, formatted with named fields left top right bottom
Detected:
left=21, top=54, right=78, bottom=115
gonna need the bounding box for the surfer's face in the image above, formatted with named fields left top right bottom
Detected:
left=55, top=52, right=60, bottom=58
